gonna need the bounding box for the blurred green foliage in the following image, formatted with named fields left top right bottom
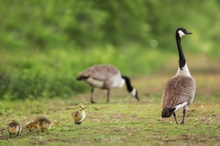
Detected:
left=0, top=0, right=220, bottom=52
left=0, top=0, right=220, bottom=100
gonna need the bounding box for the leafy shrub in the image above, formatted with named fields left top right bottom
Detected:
left=2, top=0, right=219, bottom=52
left=9, top=70, right=46, bottom=100
left=0, top=72, right=10, bottom=98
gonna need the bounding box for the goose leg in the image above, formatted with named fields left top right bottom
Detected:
left=180, top=109, right=186, bottom=124
left=173, top=112, right=178, bottom=124
left=91, top=88, right=95, bottom=103
left=75, top=121, right=81, bottom=125
left=106, top=89, right=110, bottom=103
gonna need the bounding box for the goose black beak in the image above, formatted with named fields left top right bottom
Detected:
left=186, top=31, right=192, bottom=35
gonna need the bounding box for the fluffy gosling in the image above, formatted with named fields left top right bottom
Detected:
left=7, top=120, right=22, bottom=138
left=72, top=103, right=86, bottom=125
left=26, top=116, right=53, bottom=132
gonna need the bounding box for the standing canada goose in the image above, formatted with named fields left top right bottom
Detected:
left=77, top=64, right=139, bottom=103
left=161, top=28, right=196, bottom=124
left=26, top=116, right=53, bottom=132
left=72, top=103, right=86, bottom=125
left=7, top=120, right=22, bottom=138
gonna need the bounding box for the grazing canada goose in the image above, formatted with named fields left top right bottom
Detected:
left=161, top=28, right=196, bottom=124
left=7, top=120, right=22, bottom=138
left=77, top=64, right=139, bottom=103
left=72, top=103, right=86, bottom=125
left=26, top=116, right=53, bottom=132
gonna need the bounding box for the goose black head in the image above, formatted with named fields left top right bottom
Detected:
left=176, top=28, right=192, bottom=38
left=161, top=108, right=176, bottom=118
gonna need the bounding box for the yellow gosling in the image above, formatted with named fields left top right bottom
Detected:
left=26, top=116, right=53, bottom=132
left=7, top=120, right=22, bottom=138
left=72, top=103, right=86, bottom=125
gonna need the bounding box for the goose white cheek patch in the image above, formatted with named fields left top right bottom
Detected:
left=178, top=30, right=185, bottom=38
left=131, top=89, right=136, bottom=97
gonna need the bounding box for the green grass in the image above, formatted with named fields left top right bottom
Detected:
left=0, top=73, right=220, bottom=145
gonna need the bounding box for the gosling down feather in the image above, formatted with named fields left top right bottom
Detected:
left=161, top=28, right=196, bottom=124
left=7, top=120, right=22, bottom=138
left=26, top=116, right=53, bottom=132
left=77, top=64, right=139, bottom=103
left=72, top=103, right=86, bottom=125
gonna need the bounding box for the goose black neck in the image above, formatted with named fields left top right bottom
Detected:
left=176, top=33, right=186, bottom=68
left=122, top=75, right=133, bottom=92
